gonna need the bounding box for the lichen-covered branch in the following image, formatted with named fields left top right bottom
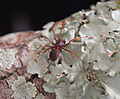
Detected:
left=0, top=0, right=120, bottom=99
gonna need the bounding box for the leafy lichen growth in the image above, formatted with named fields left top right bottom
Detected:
left=12, top=76, right=37, bottom=99
left=28, top=38, right=43, bottom=51
left=38, top=0, right=120, bottom=99
left=27, top=52, right=49, bottom=78
left=0, top=48, right=17, bottom=69
left=35, top=93, right=44, bottom=99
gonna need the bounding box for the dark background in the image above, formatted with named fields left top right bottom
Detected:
left=0, top=0, right=100, bottom=36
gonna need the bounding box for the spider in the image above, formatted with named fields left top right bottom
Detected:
left=41, top=20, right=88, bottom=63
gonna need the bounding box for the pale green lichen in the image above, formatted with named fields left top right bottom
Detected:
left=35, top=93, right=44, bottom=99
left=0, top=48, right=17, bottom=69
left=14, top=0, right=120, bottom=99
left=12, top=76, right=37, bottom=99
left=27, top=52, right=49, bottom=78
left=28, top=38, right=42, bottom=51
left=28, top=38, right=48, bottom=52
left=112, top=10, right=120, bottom=23
left=39, top=22, right=54, bottom=40
left=39, top=1, right=120, bottom=99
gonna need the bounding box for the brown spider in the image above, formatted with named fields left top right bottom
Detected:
left=41, top=20, right=88, bottom=63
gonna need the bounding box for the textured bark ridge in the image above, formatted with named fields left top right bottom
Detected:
left=0, top=31, right=56, bottom=99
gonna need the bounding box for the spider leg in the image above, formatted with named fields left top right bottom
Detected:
left=65, top=36, right=88, bottom=47
left=44, top=36, right=55, bottom=45
left=58, top=21, right=64, bottom=40
left=43, top=47, right=51, bottom=53
left=57, top=47, right=65, bottom=70
left=57, top=47, right=62, bottom=64
left=41, top=44, right=52, bottom=51
left=52, top=23, right=57, bottom=41
left=62, top=47, right=82, bottom=62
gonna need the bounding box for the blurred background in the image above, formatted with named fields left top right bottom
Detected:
left=0, top=0, right=100, bottom=36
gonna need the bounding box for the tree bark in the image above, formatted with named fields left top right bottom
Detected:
left=0, top=31, right=56, bottom=99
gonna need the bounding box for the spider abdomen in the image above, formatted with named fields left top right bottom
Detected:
left=49, top=48, right=58, bottom=61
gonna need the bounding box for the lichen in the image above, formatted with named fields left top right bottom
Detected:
left=12, top=76, right=37, bottom=99
left=0, top=48, right=17, bottom=69
left=27, top=52, right=49, bottom=78
left=35, top=93, right=44, bottom=99
left=2, top=0, right=119, bottom=99
left=28, top=38, right=44, bottom=51
left=37, top=0, right=120, bottom=99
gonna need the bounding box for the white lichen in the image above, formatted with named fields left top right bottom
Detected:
left=12, top=76, right=37, bottom=99
left=112, top=9, right=120, bottom=23
left=28, top=38, right=48, bottom=52
left=0, top=0, right=120, bottom=99
left=35, top=93, right=44, bottom=99
left=39, top=0, right=120, bottom=99
left=27, top=52, right=49, bottom=78
left=28, top=38, right=43, bottom=51
left=0, top=48, right=17, bottom=69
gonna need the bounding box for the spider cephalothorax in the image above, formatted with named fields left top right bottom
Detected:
left=55, top=39, right=66, bottom=48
